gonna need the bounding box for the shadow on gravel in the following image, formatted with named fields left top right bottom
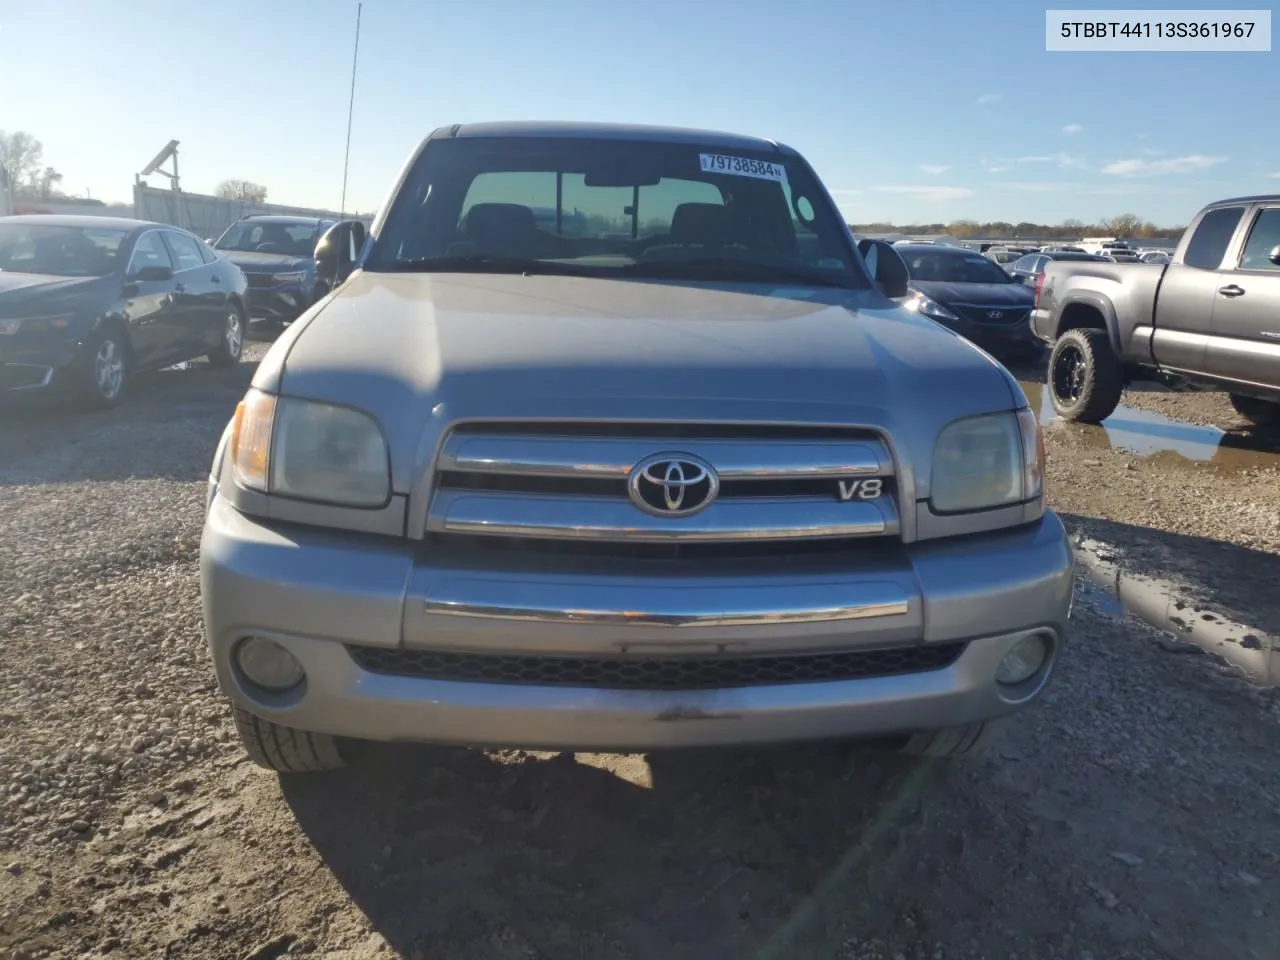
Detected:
left=280, top=743, right=973, bottom=958
left=0, top=360, right=259, bottom=485
left=1060, top=511, right=1280, bottom=644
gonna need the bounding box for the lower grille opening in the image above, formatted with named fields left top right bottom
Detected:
left=346, top=643, right=966, bottom=691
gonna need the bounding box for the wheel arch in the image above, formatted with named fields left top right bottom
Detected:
left=1055, top=296, right=1122, bottom=356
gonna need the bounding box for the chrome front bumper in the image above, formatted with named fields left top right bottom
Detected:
left=200, top=497, right=1074, bottom=750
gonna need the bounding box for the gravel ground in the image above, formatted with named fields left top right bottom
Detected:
left=2, top=344, right=1279, bottom=960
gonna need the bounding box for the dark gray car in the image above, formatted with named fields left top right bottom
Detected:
left=0, top=215, right=249, bottom=408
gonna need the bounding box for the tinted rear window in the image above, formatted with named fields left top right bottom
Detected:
left=1183, top=207, right=1244, bottom=270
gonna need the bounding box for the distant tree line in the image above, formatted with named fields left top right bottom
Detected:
left=0, top=130, right=65, bottom=201
left=851, top=214, right=1184, bottom=239
left=216, top=179, right=269, bottom=203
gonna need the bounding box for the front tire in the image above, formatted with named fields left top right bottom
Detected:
left=207, top=304, right=245, bottom=368
left=1229, top=393, right=1280, bottom=426
left=231, top=706, right=346, bottom=773
left=1048, top=327, right=1124, bottom=424
left=78, top=327, right=129, bottom=409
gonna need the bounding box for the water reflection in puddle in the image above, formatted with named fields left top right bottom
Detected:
left=1019, top=380, right=1280, bottom=470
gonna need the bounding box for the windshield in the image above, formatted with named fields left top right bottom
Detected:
left=900, top=249, right=1014, bottom=284
left=0, top=223, right=127, bottom=277
left=365, top=137, right=868, bottom=288
left=214, top=220, right=325, bottom=257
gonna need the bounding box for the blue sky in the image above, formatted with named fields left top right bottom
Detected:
left=1, top=0, right=1274, bottom=226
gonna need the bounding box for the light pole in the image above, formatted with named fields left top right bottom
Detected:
left=340, top=2, right=363, bottom=219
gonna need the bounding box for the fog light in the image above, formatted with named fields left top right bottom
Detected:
left=236, top=636, right=304, bottom=691
left=996, top=633, right=1049, bottom=685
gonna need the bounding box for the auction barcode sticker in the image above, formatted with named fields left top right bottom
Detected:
left=699, top=154, right=787, bottom=182
left=1046, top=9, right=1271, bottom=51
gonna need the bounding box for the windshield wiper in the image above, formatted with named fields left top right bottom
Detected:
left=380, top=256, right=592, bottom=276
left=622, top=257, right=858, bottom=289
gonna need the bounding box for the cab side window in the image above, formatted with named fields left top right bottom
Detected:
left=1182, top=206, right=1244, bottom=270
left=1238, top=208, right=1280, bottom=271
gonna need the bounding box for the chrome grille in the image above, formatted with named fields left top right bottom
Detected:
left=347, top=642, right=964, bottom=690
left=427, top=423, right=900, bottom=548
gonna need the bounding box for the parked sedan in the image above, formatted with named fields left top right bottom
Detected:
left=896, top=243, right=1038, bottom=353
left=1007, top=250, right=1109, bottom=285
left=0, top=215, right=249, bottom=408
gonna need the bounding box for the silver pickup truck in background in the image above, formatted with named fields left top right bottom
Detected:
left=1033, top=195, right=1280, bottom=426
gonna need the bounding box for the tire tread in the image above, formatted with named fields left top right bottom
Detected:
left=232, top=705, right=345, bottom=773
left=1049, top=327, right=1124, bottom=424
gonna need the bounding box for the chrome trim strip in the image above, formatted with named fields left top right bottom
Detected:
left=428, top=491, right=897, bottom=541
left=422, top=576, right=911, bottom=626
left=439, top=434, right=888, bottom=480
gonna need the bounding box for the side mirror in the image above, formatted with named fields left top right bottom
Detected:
left=857, top=238, right=909, bottom=299
left=131, top=265, right=173, bottom=283
left=1269, top=244, right=1280, bottom=267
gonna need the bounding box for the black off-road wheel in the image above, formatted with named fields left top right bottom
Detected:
left=1229, top=393, right=1280, bottom=426
left=231, top=706, right=346, bottom=773
left=207, top=304, right=245, bottom=369
left=1048, top=327, right=1124, bottom=424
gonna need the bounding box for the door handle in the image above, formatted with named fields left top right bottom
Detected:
left=175, top=282, right=186, bottom=292
left=1218, top=284, right=1245, bottom=297
left=211, top=275, right=221, bottom=284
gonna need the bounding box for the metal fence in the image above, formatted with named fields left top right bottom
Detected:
left=132, top=185, right=372, bottom=241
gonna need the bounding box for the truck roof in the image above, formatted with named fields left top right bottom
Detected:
left=1207, top=193, right=1280, bottom=206
left=431, top=120, right=794, bottom=155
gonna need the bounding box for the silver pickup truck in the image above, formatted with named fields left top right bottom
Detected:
left=1033, top=195, right=1280, bottom=425
left=199, top=122, right=1073, bottom=774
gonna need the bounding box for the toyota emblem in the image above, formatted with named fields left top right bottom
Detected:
left=627, top=453, right=719, bottom=517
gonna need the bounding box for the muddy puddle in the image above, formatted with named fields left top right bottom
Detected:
left=1018, top=380, right=1280, bottom=471
left=1073, top=538, right=1278, bottom=685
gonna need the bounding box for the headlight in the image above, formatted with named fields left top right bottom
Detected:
left=904, top=295, right=959, bottom=322
left=930, top=409, right=1042, bottom=513
left=230, top=388, right=390, bottom=507
left=0, top=315, right=73, bottom=335
left=271, top=271, right=308, bottom=284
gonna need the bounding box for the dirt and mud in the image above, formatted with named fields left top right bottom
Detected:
left=2, top=342, right=1278, bottom=960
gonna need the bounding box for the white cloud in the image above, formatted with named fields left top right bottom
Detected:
left=985, top=153, right=1085, bottom=173
left=918, top=164, right=950, bottom=176
left=874, top=185, right=976, bottom=202
left=828, top=188, right=864, bottom=196
left=1062, top=123, right=1084, bottom=135
left=976, top=92, right=1003, bottom=105
left=1267, top=172, right=1280, bottom=179
left=1002, top=182, right=1071, bottom=193
left=1102, top=154, right=1227, bottom=176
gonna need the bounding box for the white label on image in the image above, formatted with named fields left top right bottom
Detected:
left=699, top=154, right=787, bottom=182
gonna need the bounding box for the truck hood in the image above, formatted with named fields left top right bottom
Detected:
left=258, top=271, right=1023, bottom=494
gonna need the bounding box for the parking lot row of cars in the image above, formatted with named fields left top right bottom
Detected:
left=0, top=212, right=366, bottom=406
